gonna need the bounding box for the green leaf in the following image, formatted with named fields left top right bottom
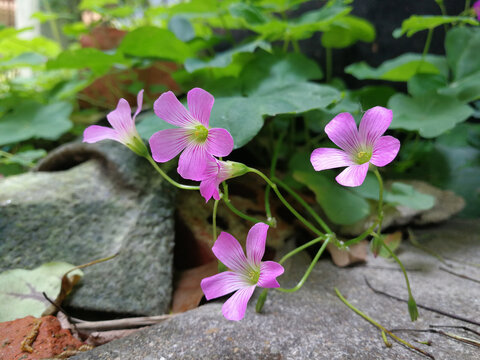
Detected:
left=353, top=85, right=396, bottom=109
left=352, top=174, right=435, bottom=210
left=407, top=73, right=447, bottom=97
left=445, top=27, right=480, bottom=81
left=79, top=0, right=118, bottom=10
left=321, top=15, right=375, bottom=49
left=47, top=48, right=126, bottom=74
left=388, top=93, right=473, bottom=138
left=394, top=15, right=478, bottom=38
left=118, top=26, right=193, bottom=62
left=439, top=71, right=480, bottom=103
left=229, top=3, right=269, bottom=25
left=293, top=169, right=370, bottom=225
left=0, top=149, right=47, bottom=167
left=169, top=15, right=195, bottom=42
left=31, top=11, right=59, bottom=23
left=0, top=262, right=82, bottom=322
left=0, top=101, right=73, bottom=145
left=0, top=52, right=46, bottom=69
left=184, top=40, right=271, bottom=72
left=242, top=51, right=323, bottom=92
left=251, top=5, right=350, bottom=41
left=345, top=53, right=447, bottom=82
left=211, top=83, right=340, bottom=148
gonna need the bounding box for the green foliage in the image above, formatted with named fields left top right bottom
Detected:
left=321, top=15, right=375, bottom=48
left=0, top=262, right=82, bottom=322
left=393, top=15, right=478, bottom=38
left=345, top=53, right=447, bottom=82
left=118, top=26, right=193, bottom=62
left=388, top=93, right=473, bottom=138
left=0, top=102, right=73, bottom=145
left=47, top=48, right=127, bottom=75
left=185, top=40, right=271, bottom=73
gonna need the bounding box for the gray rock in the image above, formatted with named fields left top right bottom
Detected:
left=0, top=142, right=175, bottom=316
left=340, top=180, right=465, bottom=236
left=73, top=219, right=480, bottom=359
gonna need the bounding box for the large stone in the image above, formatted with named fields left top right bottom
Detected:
left=73, top=219, right=480, bottom=359
left=0, top=142, right=175, bottom=316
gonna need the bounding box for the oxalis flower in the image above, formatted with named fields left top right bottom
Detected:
left=310, top=106, right=400, bottom=187
left=83, top=90, right=147, bottom=156
left=200, top=159, right=248, bottom=202
left=474, top=0, right=480, bottom=20
left=201, top=223, right=284, bottom=321
left=149, top=88, right=234, bottom=181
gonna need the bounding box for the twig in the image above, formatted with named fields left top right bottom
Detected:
left=365, top=278, right=480, bottom=327
left=392, top=328, right=480, bottom=348
left=429, top=325, right=480, bottom=337
left=438, top=266, right=480, bottom=285
left=73, top=314, right=175, bottom=331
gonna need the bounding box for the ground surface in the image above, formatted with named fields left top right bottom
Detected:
left=72, top=219, right=480, bottom=360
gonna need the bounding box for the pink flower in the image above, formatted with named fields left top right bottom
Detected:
left=474, top=0, right=480, bottom=20
left=83, top=90, right=147, bottom=156
left=310, top=106, right=400, bottom=187
left=200, top=159, right=248, bottom=202
left=149, top=88, right=234, bottom=181
left=201, top=223, right=284, bottom=321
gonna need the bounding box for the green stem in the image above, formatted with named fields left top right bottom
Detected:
left=221, top=182, right=274, bottom=226
left=247, top=168, right=324, bottom=237
left=422, top=28, right=434, bottom=58
left=42, top=0, right=63, bottom=49
left=372, top=168, right=384, bottom=235
left=273, top=176, right=332, bottom=234
left=378, top=234, right=418, bottom=321
left=278, top=235, right=326, bottom=265
left=343, top=220, right=380, bottom=247
left=325, top=47, right=332, bottom=83
left=334, top=288, right=433, bottom=359
left=212, top=199, right=219, bottom=241
left=145, top=155, right=200, bottom=191
left=292, top=39, right=300, bottom=53
left=276, top=235, right=330, bottom=292
left=465, top=0, right=471, bottom=12
left=416, top=28, right=434, bottom=75
left=264, top=130, right=287, bottom=222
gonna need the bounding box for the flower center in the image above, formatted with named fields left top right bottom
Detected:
left=354, top=150, right=372, bottom=164
left=246, top=267, right=260, bottom=284
left=193, top=124, right=209, bottom=143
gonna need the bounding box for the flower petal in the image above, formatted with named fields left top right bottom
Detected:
left=310, top=148, right=355, bottom=172
left=149, top=128, right=190, bottom=163
left=206, top=128, right=234, bottom=157
left=335, top=163, right=369, bottom=187
left=257, top=261, right=284, bottom=288
left=325, top=112, right=360, bottom=154
left=222, top=285, right=256, bottom=321
left=133, top=89, right=144, bottom=122
left=83, top=125, right=120, bottom=143
left=200, top=177, right=221, bottom=202
left=107, top=98, right=134, bottom=136
left=212, top=232, right=248, bottom=273
left=246, top=223, right=269, bottom=266
left=154, top=91, right=197, bottom=127
left=199, top=160, right=221, bottom=202
left=370, top=135, right=400, bottom=167
left=187, top=88, right=214, bottom=127
left=177, top=144, right=212, bottom=181
left=201, top=271, right=250, bottom=300
left=359, top=106, right=392, bottom=146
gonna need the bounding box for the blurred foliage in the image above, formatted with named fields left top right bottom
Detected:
left=0, top=0, right=479, bottom=218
